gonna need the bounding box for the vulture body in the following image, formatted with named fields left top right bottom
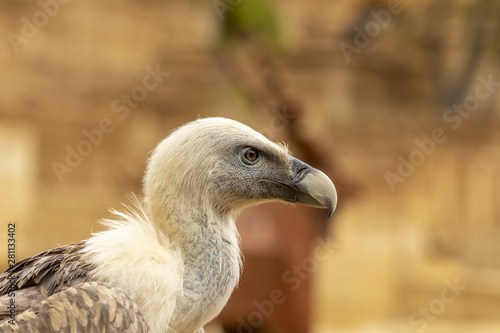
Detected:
left=0, top=117, right=337, bottom=332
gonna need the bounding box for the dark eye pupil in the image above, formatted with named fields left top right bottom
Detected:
left=245, top=149, right=258, bottom=162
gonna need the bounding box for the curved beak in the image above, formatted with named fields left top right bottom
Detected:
left=294, top=167, right=337, bottom=218
left=279, top=157, right=337, bottom=218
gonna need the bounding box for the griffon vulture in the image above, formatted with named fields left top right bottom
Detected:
left=0, top=117, right=337, bottom=332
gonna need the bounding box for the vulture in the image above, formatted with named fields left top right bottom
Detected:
left=0, top=117, right=337, bottom=333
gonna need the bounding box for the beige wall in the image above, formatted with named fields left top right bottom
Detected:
left=1, top=0, right=499, bottom=331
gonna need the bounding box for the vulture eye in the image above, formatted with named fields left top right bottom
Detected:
left=241, top=147, right=260, bottom=165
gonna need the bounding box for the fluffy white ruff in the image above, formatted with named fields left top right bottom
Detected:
left=82, top=198, right=183, bottom=333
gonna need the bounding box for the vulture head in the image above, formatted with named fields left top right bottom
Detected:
left=144, top=117, right=337, bottom=230
left=138, top=117, right=338, bottom=332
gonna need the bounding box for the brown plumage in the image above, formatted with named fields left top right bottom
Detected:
left=0, top=243, right=91, bottom=300
left=0, top=281, right=149, bottom=332
left=0, top=242, right=150, bottom=332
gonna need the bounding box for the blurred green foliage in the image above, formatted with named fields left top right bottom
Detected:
left=219, top=0, right=280, bottom=45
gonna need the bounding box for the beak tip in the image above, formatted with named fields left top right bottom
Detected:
left=326, top=196, right=337, bottom=219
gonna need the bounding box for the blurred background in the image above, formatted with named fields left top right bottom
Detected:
left=1, top=0, right=500, bottom=332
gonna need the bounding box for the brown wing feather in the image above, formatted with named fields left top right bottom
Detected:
left=0, top=242, right=94, bottom=321
left=0, top=282, right=150, bottom=332
left=0, top=242, right=92, bottom=295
